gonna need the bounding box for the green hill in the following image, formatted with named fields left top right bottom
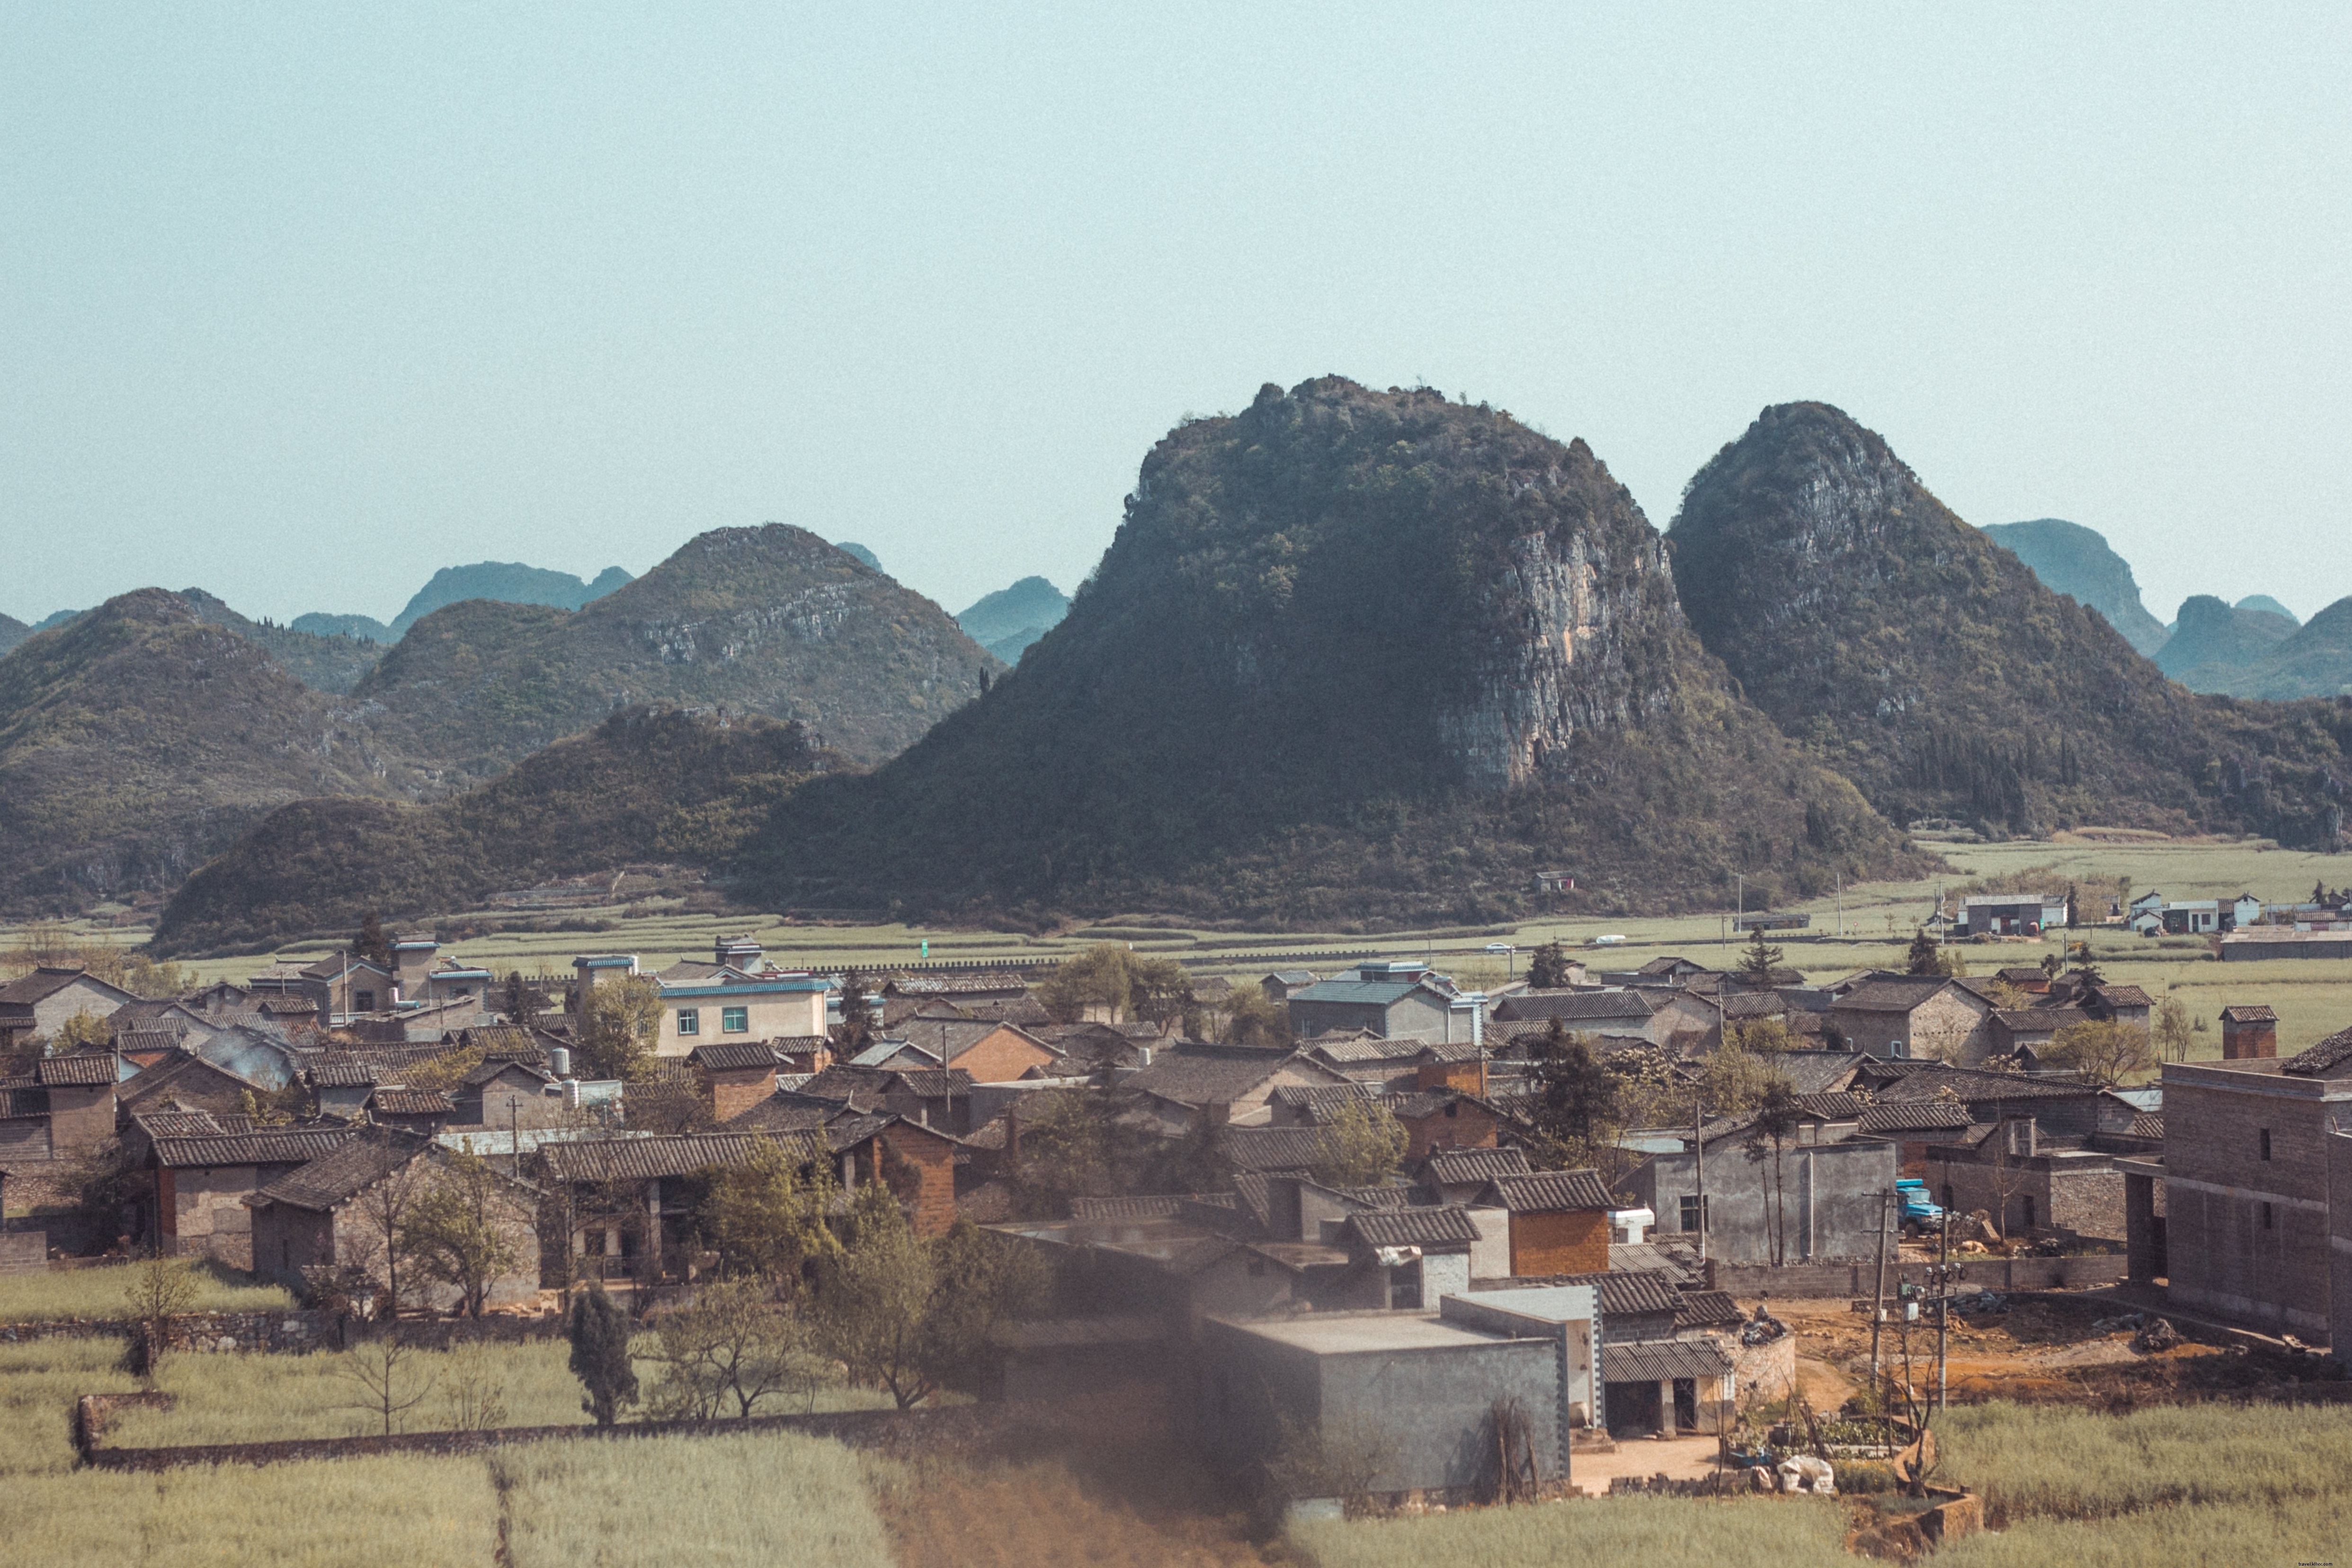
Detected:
left=289, top=611, right=393, bottom=643
left=2156, top=595, right=2299, bottom=692
left=2230, top=597, right=2352, bottom=700
left=176, top=589, right=385, bottom=694
left=152, top=706, right=829, bottom=955
left=1669, top=402, right=2352, bottom=843
left=1978, top=518, right=2170, bottom=656
left=0, top=591, right=410, bottom=914
left=355, top=524, right=997, bottom=780
left=0, top=613, right=29, bottom=659
left=957, top=576, right=1070, bottom=663
left=738, top=378, right=1921, bottom=927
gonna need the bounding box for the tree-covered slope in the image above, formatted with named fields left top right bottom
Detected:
left=2231, top=598, right=2352, bottom=700
left=386, top=560, right=633, bottom=638
left=1978, top=518, right=2170, bottom=656
left=0, top=613, right=29, bottom=659
left=739, top=378, right=1922, bottom=927
left=153, top=706, right=829, bottom=954
left=355, top=525, right=997, bottom=780
left=2156, top=594, right=2299, bottom=692
left=1669, top=402, right=2352, bottom=843
left=176, top=588, right=386, bottom=694
left=0, top=591, right=410, bottom=913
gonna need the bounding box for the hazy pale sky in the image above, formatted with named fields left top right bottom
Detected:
left=4, top=6, right=2348, bottom=628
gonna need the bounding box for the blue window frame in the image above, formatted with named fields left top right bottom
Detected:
left=722, top=1007, right=749, bottom=1034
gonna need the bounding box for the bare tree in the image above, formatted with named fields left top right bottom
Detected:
left=350, top=1157, right=431, bottom=1319
left=122, top=1251, right=200, bottom=1384
left=334, top=1337, right=437, bottom=1435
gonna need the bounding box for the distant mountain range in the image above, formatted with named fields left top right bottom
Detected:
left=287, top=561, right=635, bottom=643
left=1976, top=519, right=2171, bottom=656
left=955, top=577, right=1070, bottom=663
left=0, top=527, right=997, bottom=917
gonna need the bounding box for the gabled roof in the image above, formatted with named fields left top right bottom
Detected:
left=687, top=1040, right=791, bottom=1073
left=2284, top=1026, right=2352, bottom=1077
left=1268, top=1083, right=1381, bottom=1116
left=2129, top=1112, right=2164, bottom=1139
left=1069, top=1194, right=1187, bottom=1221
left=368, top=1087, right=454, bottom=1117
left=1304, top=1037, right=1425, bottom=1065
left=249, top=1127, right=437, bottom=1212
left=304, top=1059, right=382, bottom=1088
left=1126, top=1045, right=1335, bottom=1108
left=1491, top=989, right=1662, bottom=1023
left=883, top=1016, right=1050, bottom=1067
left=0, top=967, right=127, bottom=1007
left=151, top=1128, right=353, bottom=1168
left=1834, top=979, right=1955, bottom=1012
left=540, top=1131, right=828, bottom=1184
left=1856, top=1101, right=1976, bottom=1133
left=2219, top=1005, right=2278, bottom=1024
left=1287, top=977, right=1450, bottom=1008
left=1341, top=1205, right=1482, bottom=1248
left=1525, top=1268, right=1684, bottom=1317
left=1672, top=1289, right=1745, bottom=1330
left=1481, top=1169, right=1613, bottom=1213
left=1218, top=1125, right=1327, bottom=1173
left=1421, top=1147, right=1531, bottom=1186
left=1875, top=1066, right=2097, bottom=1103
left=35, top=1052, right=120, bottom=1087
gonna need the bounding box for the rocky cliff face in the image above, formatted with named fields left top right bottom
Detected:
left=745, top=379, right=1918, bottom=926
left=1671, top=402, right=2352, bottom=844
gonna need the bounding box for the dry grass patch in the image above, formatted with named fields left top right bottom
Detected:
left=1286, top=1495, right=1851, bottom=1568
left=497, top=1430, right=892, bottom=1568
left=1937, top=1399, right=2352, bottom=1518
left=1934, top=1491, right=2352, bottom=1568
left=0, top=1262, right=293, bottom=1323
left=0, top=1338, right=138, bottom=1475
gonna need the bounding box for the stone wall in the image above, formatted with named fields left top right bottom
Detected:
left=0, top=1229, right=44, bottom=1275
left=1702, top=1255, right=2125, bottom=1297
left=0, top=1306, right=563, bottom=1352
left=1728, top=1330, right=1797, bottom=1403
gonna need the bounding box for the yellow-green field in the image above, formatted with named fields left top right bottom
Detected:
left=16, top=834, right=2352, bottom=1060
left=0, top=1261, right=295, bottom=1323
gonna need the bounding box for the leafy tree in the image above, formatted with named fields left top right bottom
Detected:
left=1738, top=927, right=1784, bottom=984
left=1201, top=982, right=1290, bottom=1047
left=501, top=971, right=548, bottom=1025
left=814, top=1197, right=1042, bottom=1409
left=1307, top=1095, right=1408, bottom=1188
left=1744, top=1079, right=1806, bottom=1267
left=646, top=1277, right=817, bottom=1420
left=1011, top=1090, right=1112, bottom=1216
left=120, top=952, right=198, bottom=1000
left=400, top=1146, right=526, bottom=1318
left=568, top=1280, right=641, bottom=1426
left=699, top=1137, right=844, bottom=1288
left=1126, top=956, right=1195, bottom=1031
left=833, top=968, right=877, bottom=1058
left=1526, top=1023, right=1619, bottom=1167
left=48, top=1009, right=109, bottom=1052
left=1904, top=928, right=1943, bottom=978
left=1726, top=1016, right=1802, bottom=1054
left=575, top=974, right=661, bottom=1081
left=351, top=1146, right=432, bottom=1318
left=1527, top=940, right=1573, bottom=989
left=1700, top=1034, right=1774, bottom=1116
left=2048, top=1020, right=2154, bottom=1087
left=1035, top=944, right=1140, bottom=1023
left=353, top=910, right=394, bottom=970
left=626, top=1061, right=718, bottom=1134
left=122, top=1252, right=199, bottom=1384
left=2065, top=883, right=2080, bottom=929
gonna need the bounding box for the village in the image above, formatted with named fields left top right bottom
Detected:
left=3, top=884, right=2349, bottom=1562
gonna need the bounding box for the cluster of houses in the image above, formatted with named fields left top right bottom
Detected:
left=3, top=927, right=2345, bottom=1499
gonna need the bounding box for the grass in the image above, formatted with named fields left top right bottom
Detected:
left=106, top=1334, right=895, bottom=1447
left=497, top=1431, right=894, bottom=1568
left=1286, top=1496, right=1852, bottom=1568
left=0, top=1261, right=295, bottom=1323
left=1935, top=1399, right=2352, bottom=1518
left=1935, top=1493, right=2352, bottom=1568
left=0, top=1337, right=137, bottom=1475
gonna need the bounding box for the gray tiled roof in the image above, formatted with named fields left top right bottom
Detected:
left=1485, top=1169, right=1614, bottom=1213
left=1069, top=1195, right=1186, bottom=1220
left=1856, top=1101, right=1976, bottom=1133
left=151, top=1129, right=353, bottom=1168
left=1672, top=1290, right=1745, bottom=1329
left=1342, top=1205, right=1482, bottom=1248
left=1421, top=1147, right=1531, bottom=1186
left=250, top=1128, right=435, bottom=1212
left=367, top=1087, right=454, bottom=1116
left=36, top=1052, right=119, bottom=1087
left=1603, top=1338, right=1735, bottom=1382
left=540, top=1131, right=826, bottom=1184
left=1128, top=1046, right=1317, bottom=1107
left=687, top=1040, right=790, bottom=1072
left=1218, top=1126, right=1326, bottom=1173
left=2285, top=1026, right=2352, bottom=1077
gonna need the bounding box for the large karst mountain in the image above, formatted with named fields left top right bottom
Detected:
left=0, top=592, right=412, bottom=911
left=1977, top=518, right=2170, bottom=657
left=0, top=528, right=998, bottom=916
left=1668, top=403, right=2352, bottom=840
left=739, top=378, right=1919, bottom=926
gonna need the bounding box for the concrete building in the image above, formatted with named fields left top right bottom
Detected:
left=1924, top=1116, right=2145, bottom=1241
left=1960, top=892, right=2068, bottom=937
left=1622, top=1120, right=1897, bottom=1264
left=1199, top=1283, right=1600, bottom=1501
left=2331, top=1130, right=2352, bottom=1363
left=1286, top=962, right=1485, bottom=1046
left=0, top=967, right=138, bottom=1052
left=654, top=971, right=829, bottom=1057
left=1825, top=976, right=1995, bottom=1062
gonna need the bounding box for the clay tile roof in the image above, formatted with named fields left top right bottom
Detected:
left=1269, top=1083, right=1381, bottom=1114
left=2129, top=1112, right=2164, bottom=1139
left=368, top=1088, right=454, bottom=1116
left=1540, top=1268, right=1684, bottom=1318
left=1306, top=1038, right=1426, bottom=1065
left=1856, top=1102, right=1977, bottom=1133
left=1796, top=1092, right=1871, bottom=1119
left=2218, top=1005, right=2278, bottom=1024
left=1069, top=1195, right=1186, bottom=1220
left=1603, top=1338, right=1735, bottom=1382
left=890, top=1069, right=974, bottom=1098
left=0, top=968, right=99, bottom=1006
left=2284, top=1026, right=2352, bottom=1077
left=1342, top=1205, right=1482, bottom=1248
left=1217, top=1126, right=1326, bottom=1173
left=1672, top=1289, right=1745, bottom=1329
left=1127, top=1044, right=1313, bottom=1105
left=250, top=1128, right=434, bottom=1211
left=540, top=1131, right=825, bottom=1184
left=1421, top=1147, right=1531, bottom=1185
left=130, top=1110, right=230, bottom=1138
left=35, top=1053, right=119, bottom=1087
left=686, top=1040, right=785, bottom=1072
left=1414, top=1040, right=1487, bottom=1063
left=1485, top=1169, right=1614, bottom=1213
left=306, top=1060, right=382, bottom=1088
left=1494, top=990, right=1663, bottom=1022
left=151, top=1129, right=353, bottom=1168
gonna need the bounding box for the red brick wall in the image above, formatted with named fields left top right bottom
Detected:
left=953, top=1029, right=1056, bottom=1084
left=1403, top=1101, right=1500, bottom=1159
left=881, top=1125, right=957, bottom=1238
left=704, top=1068, right=776, bottom=1123
left=1510, top=1209, right=1610, bottom=1276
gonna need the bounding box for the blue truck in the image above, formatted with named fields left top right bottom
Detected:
left=1896, top=1179, right=1945, bottom=1233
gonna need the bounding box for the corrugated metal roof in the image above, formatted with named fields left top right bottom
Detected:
left=1603, top=1338, right=1735, bottom=1381
left=1672, top=1290, right=1745, bottom=1329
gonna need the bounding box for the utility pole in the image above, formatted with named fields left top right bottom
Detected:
left=1870, top=1187, right=1891, bottom=1384
left=1693, top=1090, right=1708, bottom=1266
left=1837, top=874, right=1845, bottom=938
left=1935, top=1209, right=1953, bottom=1414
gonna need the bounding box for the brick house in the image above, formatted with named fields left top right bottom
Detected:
left=1923, top=1116, right=2136, bottom=1241
left=2221, top=1005, right=2279, bottom=1060
left=881, top=1018, right=1057, bottom=1084
left=34, top=1052, right=121, bottom=1158
left=146, top=1127, right=355, bottom=1267
left=1385, top=1088, right=1508, bottom=1160
left=2127, top=1036, right=2352, bottom=1336
left=687, top=1040, right=795, bottom=1121
left=1473, top=1168, right=1614, bottom=1276
left=0, top=968, right=138, bottom=1052
left=1121, top=1043, right=1356, bottom=1133
left=1825, top=976, right=1996, bottom=1062
left=246, top=1127, right=543, bottom=1310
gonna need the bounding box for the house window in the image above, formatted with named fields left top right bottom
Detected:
left=355, top=990, right=374, bottom=1012
left=1679, top=1195, right=1708, bottom=1233
left=2259, top=1129, right=2272, bottom=1161
left=2262, top=1202, right=2275, bottom=1231
left=2022, top=1196, right=2036, bottom=1230
left=677, top=1009, right=700, bottom=1037
left=722, top=1007, right=749, bottom=1034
